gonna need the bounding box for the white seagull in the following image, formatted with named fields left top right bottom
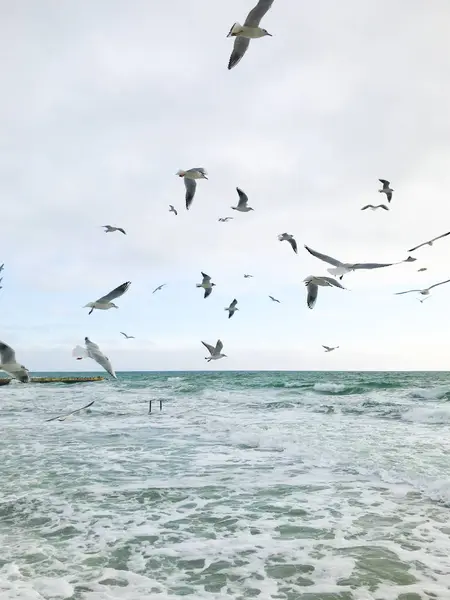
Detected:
left=417, top=267, right=428, bottom=272
left=202, top=339, right=227, bottom=362
left=46, top=400, right=95, bottom=422
left=84, top=281, right=131, bottom=315
left=304, top=275, right=346, bottom=310
left=231, top=187, right=254, bottom=212
left=244, top=274, right=254, bottom=278
left=278, top=233, right=297, bottom=254
left=269, top=295, right=280, bottom=303
left=394, top=278, right=450, bottom=297
left=408, top=231, right=450, bottom=253
left=176, top=168, right=208, bottom=210
left=169, top=205, right=178, bottom=216
left=378, top=179, right=394, bottom=203
left=227, top=0, right=274, bottom=70
left=225, top=299, right=238, bottom=318
left=72, top=337, right=117, bottom=378
left=361, top=204, right=389, bottom=211
left=305, top=245, right=397, bottom=280
left=120, top=332, right=135, bottom=339
left=152, top=283, right=167, bottom=294
left=323, top=345, right=339, bottom=353
left=196, top=272, right=216, bottom=298
left=0, top=341, right=30, bottom=383
left=218, top=217, right=233, bottom=222
left=103, top=225, right=126, bottom=235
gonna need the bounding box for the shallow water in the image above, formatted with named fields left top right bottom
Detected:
left=1, top=370, right=450, bottom=599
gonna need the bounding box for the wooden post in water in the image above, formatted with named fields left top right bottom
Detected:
left=149, top=400, right=163, bottom=414
left=159, top=399, right=162, bottom=411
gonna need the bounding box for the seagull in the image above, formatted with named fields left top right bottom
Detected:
left=304, top=275, right=346, bottom=309
left=0, top=264, right=4, bottom=272
left=323, top=345, right=339, bottom=353
left=394, top=279, right=450, bottom=297
left=278, top=233, right=297, bottom=254
left=84, top=281, right=131, bottom=315
left=202, top=339, right=227, bottom=362
left=46, top=400, right=95, bottom=422
left=103, top=225, right=126, bottom=235
left=120, top=332, right=135, bottom=339
left=72, top=337, right=117, bottom=378
left=407, top=231, right=450, bottom=253
left=418, top=267, right=428, bottom=272
left=196, top=272, right=216, bottom=298
left=378, top=179, right=394, bottom=203
left=169, top=205, right=178, bottom=216
left=176, top=168, right=208, bottom=210
left=304, top=245, right=397, bottom=280
left=244, top=274, right=254, bottom=278
left=0, top=341, right=30, bottom=383
left=269, top=295, right=280, bottom=303
left=227, top=0, right=274, bottom=70
left=231, top=187, right=254, bottom=212
left=218, top=217, right=233, bottom=222
left=225, top=299, right=238, bottom=318
left=152, top=283, right=167, bottom=294
left=361, top=204, right=389, bottom=211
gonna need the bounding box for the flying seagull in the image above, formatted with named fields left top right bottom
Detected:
left=176, top=167, right=208, bottom=210
left=218, top=217, right=233, bottom=222
left=103, top=225, right=126, bottom=235
left=46, top=400, right=95, bottom=422
left=120, top=332, right=135, bottom=339
left=378, top=179, right=393, bottom=203
left=202, top=339, right=227, bottom=362
left=196, top=272, right=216, bottom=298
left=72, top=337, right=117, bottom=378
left=225, top=299, right=238, bottom=318
left=231, top=187, right=254, bottom=212
left=169, top=205, right=178, bottom=216
left=269, top=295, right=280, bottom=303
left=227, top=0, right=274, bottom=70
left=152, top=283, right=167, bottom=294
left=323, top=345, right=339, bottom=352
left=0, top=341, right=30, bottom=383
left=407, top=231, right=450, bottom=253
left=84, top=281, right=131, bottom=315
left=361, top=204, right=389, bottom=211
left=278, top=233, right=297, bottom=254
left=417, top=267, right=428, bottom=272
left=394, top=278, right=450, bottom=297
left=0, top=264, right=4, bottom=272
left=244, top=274, right=254, bottom=278
left=304, top=275, right=346, bottom=309
left=304, top=245, right=397, bottom=280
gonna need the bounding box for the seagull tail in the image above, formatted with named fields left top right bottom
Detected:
left=196, top=284, right=202, bottom=288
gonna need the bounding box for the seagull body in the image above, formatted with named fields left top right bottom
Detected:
left=244, top=274, right=254, bottom=278
left=218, top=217, right=233, bottom=222
left=227, top=0, right=274, bottom=70
left=84, top=281, right=131, bottom=314
left=196, top=272, right=216, bottom=298
left=46, top=400, right=95, bottom=422
left=103, top=225, right=126, bottom=235
left=0, top=341, right=30, bottom=383
left=176, top=167, right=208, bottom=210
left=394, top=278, right=450, bottom=297
left=225, top=298, right=238, bottom=318
left=378, top=179, right=393, bottom=203
left=361, top=204, right=389, bottom=211
left=120, top=332, right=135, bottom=339
left=304, top=275, right=346, bottom=309
left=202, top=339, right=227, bottom=362
left=278, top=233, right=297, bottom=254
left=304, top=245, right=396, bottom=280
left=72, top=337, right=117, bottom=378
left=323, top=345, right=339, bottom=353
left=231, top=187, right=254, bottom=212
left=269, top=295, right=280, bottom=303
left=169, top=205, right=178, bottom=216
left=408, top=231, right=450, bottom=253
left=152, top=283, right=167, bottom=294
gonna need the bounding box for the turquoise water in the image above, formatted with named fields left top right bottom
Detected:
left=1, top=370, right=450, bottom=599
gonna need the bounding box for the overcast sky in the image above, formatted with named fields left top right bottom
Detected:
left=1, top=0, right=450, bottom=372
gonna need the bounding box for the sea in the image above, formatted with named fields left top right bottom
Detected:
left=1, top=370, right=450, bottom=600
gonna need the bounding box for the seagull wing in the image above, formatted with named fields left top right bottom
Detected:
left=201, top=272, right=211, bottom=283
left=379, top=205, right=389, bottom=210
left=394, top=289, right=422, bottom=295
left=361, top=205, right=373, bottom=210
left=244, top=0, right=274, bottom=26
left=386, top=192, right=392, bottom=203
left=318, top=276, right=346, bottom=289
left=351, top=262, right=393, bottom=270
left=96, top=281, right=131, bottom=303
left=215, top=339, right=224, bottom=354
left=428, top=278, right=450, bottom=291
left=46, top=400, right=95, bottom=422
left=322, top=345, right=332, bottom=351
left=289, top=238, right=298, bottom=253
left=236, top=187, right=249, bottom=208
left=191, top=167, right=207, bottom=177
left=202, top=341, right=215, bottom=355
left=184, top=178, right=197, bottom=210
left=379, top=179, right=390, bottom=187
left=306, top=282, right=318, bottom=309
left=230, top=298, right=238, bottom=309
left=85, top=340, right=117, bottom=378
left=117, top=228, right=126, bottom=235
left=72, top=345, right=89, bottom=359
left=120, top=332, right=128, bottom=338
left=228, top=36, right=251, bottom=70
left=0, top=341, right=16, bottom=364
left=204, top=287, right=213, bottom=298
left=304, top=245, right=343, bottom=267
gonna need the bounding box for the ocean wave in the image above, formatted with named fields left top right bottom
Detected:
left=408, top=386, right=450, bottom=401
